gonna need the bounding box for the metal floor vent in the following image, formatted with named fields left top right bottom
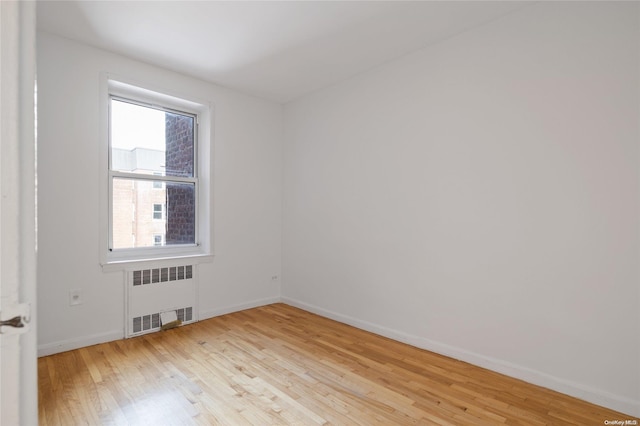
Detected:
left=132, top=307, right=194, bottom=334
left=133, top=265, right=193, bottom=286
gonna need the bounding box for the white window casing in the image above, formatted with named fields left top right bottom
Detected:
left=99, top=74, right=213, bottom=270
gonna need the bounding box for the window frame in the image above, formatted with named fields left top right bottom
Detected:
left=109, top=95, right=199, bottom=253
left=152, top=172, right=164, bottom=189
left=153, top=234, right=164, bottom=246
left=152, top=203, right=164, bottom=220
left=100, top=75, right=213, bottom=268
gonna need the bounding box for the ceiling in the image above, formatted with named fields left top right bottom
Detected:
left=37, top=1, right=531, bottom=103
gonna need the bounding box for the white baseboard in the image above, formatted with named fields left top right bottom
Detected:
left=199, top=296, right=282, bottom=321
left=37, top=296, right=639, bottom=417
left=38, top=330, right=124, bottom=357
left=281, top=296, right=640, bottom=418
left=37, top=297, right=281, bottom=358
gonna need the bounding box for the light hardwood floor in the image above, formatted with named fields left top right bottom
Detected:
left=39, top=303, right=633, bottom=425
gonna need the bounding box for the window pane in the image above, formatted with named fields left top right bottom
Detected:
left=165, top=181, right=196, bottom=245
left=153, top=204, right=163, bottom=220
left=110, top=99, right=194, bottom=177
left=165, top=111, right=195, bottom=177
left=112, top=178, right=195, bottom=249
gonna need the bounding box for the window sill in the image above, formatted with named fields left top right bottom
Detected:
left=101, top=253, right=214, bottom=273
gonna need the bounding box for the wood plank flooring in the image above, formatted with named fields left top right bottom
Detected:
left=39, top=303, right=634, bottom=425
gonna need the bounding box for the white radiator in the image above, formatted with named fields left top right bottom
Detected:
left=126, top=264, right=198, bottom=337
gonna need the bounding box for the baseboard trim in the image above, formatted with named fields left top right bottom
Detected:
left=281, top=297, right=640, bottom=418
left=37, top=297, right=639, bottom=417
left=38, top=330, right=124, bottom=357
left=37, top=297, right=281, bottom=358
left=199, top=296, right=282, bottom=321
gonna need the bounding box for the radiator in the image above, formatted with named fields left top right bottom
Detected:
left=126, top=264, right=198, bottom=337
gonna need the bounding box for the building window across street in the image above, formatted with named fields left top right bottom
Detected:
left=153, top=234, right=164, bottom=246
left=153, top=204, right=163, bottom=220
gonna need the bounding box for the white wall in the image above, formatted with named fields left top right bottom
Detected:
left=283, top=2, right=640, bottom=416
left=38, top=2, right=640, bottom=417
left=37, top=33, right=282, bottom=354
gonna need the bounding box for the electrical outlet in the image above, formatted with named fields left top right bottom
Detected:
left=69, top=289, right=83, bottom=306
left=271, top=275, right=279, bottom=282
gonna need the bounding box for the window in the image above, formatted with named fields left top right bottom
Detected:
left=110, top=97, right=196, bottom=251
left=153, top=234, right=164, bottom=246
left=152, top=173, right=163, bottom=189
left=152, top=204, right=163, bottom=220
left=102, top=77, right=212, bottom=266
left=106, top=79, right=211, bottom=263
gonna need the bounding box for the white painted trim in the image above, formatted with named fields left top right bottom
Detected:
left=36, top=295, right=640, bottom=416
left=37, top=296, right=281, bottom=357
left=101, top=253, right=214, bottom=273
left=199, top=296, right=281, bottom=320
left=37, top=330, right=124, bottom=357
left=98, top=72, right=214, bottom=266
left=281, top=297, right=640, bottom=418
left=1, top=2, right=37, bottom=424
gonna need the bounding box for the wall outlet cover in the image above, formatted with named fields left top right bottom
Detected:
left=69, top=289, right=83, bottom=306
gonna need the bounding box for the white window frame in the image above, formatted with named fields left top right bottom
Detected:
left=100, top=75, right=213, bottom=269
left=152, top=172, right=164, bottom=189
left=152, top=203, right=164, bottom=220
left=153, top=234, right=164, bottom=246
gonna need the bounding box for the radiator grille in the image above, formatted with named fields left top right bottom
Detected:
left=133, top=265, right=193, bottom=286
left=132, top=308, right=193, bottom=334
